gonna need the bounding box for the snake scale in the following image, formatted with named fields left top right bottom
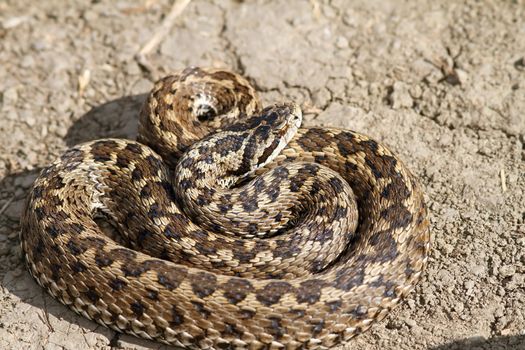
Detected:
left=20, top=67, right=430, bottom=349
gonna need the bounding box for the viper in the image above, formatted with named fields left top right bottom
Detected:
left=20, top=67, right=430, bottom=349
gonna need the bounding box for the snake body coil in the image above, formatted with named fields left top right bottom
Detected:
left=20, top=67, right=430, bottom=349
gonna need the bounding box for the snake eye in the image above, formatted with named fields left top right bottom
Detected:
left=196, top=105, right=217, bottom=122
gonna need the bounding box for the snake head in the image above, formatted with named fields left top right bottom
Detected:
left=248, top=102, right=302, bottom=172
left=176, top=102, right=302, bottom=189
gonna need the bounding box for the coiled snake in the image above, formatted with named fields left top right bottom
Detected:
left=20, top=67, right=430, bottom=349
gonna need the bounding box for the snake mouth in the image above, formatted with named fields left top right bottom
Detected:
left=255, top=104, right=302, bottom=169
left=274, top=102, right=302, bottom=137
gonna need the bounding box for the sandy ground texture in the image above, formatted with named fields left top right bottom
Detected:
left=0, top=0, right=524, bottom=349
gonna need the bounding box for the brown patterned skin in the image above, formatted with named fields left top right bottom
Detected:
left=20, top=67, right=430, bottom=349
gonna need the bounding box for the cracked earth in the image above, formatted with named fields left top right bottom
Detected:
left=0, top=1, right=524, bottom=349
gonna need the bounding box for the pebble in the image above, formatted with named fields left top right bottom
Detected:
left=31, top=40, right=48, bottom=51
left=409, top=84, right=423, bottom=99
left=2, top=87, right=18, bottom=106
left=436, top=269, right=454, bottom=285
left=504, top=273, right=524, bottom=290
left=20, top=55, right=35, bottom=69
left=20, top=110, right=36, bottom=127
left=453, top=302, right=465, bottom=313
left=0, top=242, right=10, bottom=256
left=455, top=68, right=468, bottom=85
left=1, top=16, right=30, bottom=29
left=322, top=4, right=337, bottom=18
left=464, top=280, right=475, bottom=291
left=500, top=328, right=514, bottom=336
left=404, top=318, right=417, bottom=328
left=131, top=78, right=153, bottom=95
left=11, top=245, right=21, bottom=258
left=83, top=333, right=100, bottom=348
left=82, top=10, right=99, bottom=22
left=54, top=124, right=69, bottom=138
left=499, top=265, right=516, bottom=278
left=389, top=81, right=413, bottom=109
left=4, top=199, right=25, bottom=220
left=14, top=173, right=38, bottom=188
left=11, top=267, right=23, bottom=277
left=335, top=36, right=349, bottom=49
left=123, top=60, right=141, bottom=76
left=386, top=319, right=404, bottom=330
left=15, top=188, right=26, bottom=198
left=471, top=265, right=486, bottom=276
left=442, top=243, right=454, bottom=255
left=3, top=109, right=18, bottom=120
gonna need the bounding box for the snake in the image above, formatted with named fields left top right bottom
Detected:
left=20, top=67, right=430, bottom=349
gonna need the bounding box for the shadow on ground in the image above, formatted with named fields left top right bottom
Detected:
left=430, top=335, right=525, bottom=350
left=0, top=93, right=172, bottom=349
left=65, top=93, right=146, bottom=146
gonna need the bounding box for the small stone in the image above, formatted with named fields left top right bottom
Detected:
left=335, top=36, right=349, bottom=49
left=495, top=285, right=506, bottom=296
left=3, top=109, right=17, bottom=120
left=82, top=10, right=99, bottom=22
left=20, top=110, right=36, bottom=127
left=4, top=199, right=25, bottom=220
left=464, top=280, right=475, bottom=291
left=0, top=243, right=9, bottom=256
left=14, top=173, right=38, bottom=188
left=123, top=60, right=141, bottom=76
left=404, top=318, right=417, bottom=328
left=499, top=265, right=516, bottom=278
left=453, top=302, right=464, bottom=313
left=389, top=81, right=413, bottom=109
left=386, top=319, right=404, bottom=330
left=10, top=245, right=20, bottom=258
left=83, top=332, right=100, bottom=348
left=20, top=55, right=35, bottom=68
left=15, top=188, right=25, bottom=199
left=131, top=78, right=153, bottom=95
left=9, top=253, right=20, bottom=265
left=442, top=243, right=454, bottom=255
left=504, top=273, right=524, bottom=290
left=494, top=306, right=505, bottom=318
left=1, top=16, right=29, bottom=29
left=322, top=4, right=337, bottom=18
left=11, top=267, right=23, bottom=277
left=471, top=265, right=486, bottom=276
left=437, top=269, right=454, bottom=285
left=409, top=84, right=423, bottom=99
left=55, top=124, right=68, bottom=138
left=500, top=328, right=514, bottom=336
left=2, top=87, right=18, bottom=106
left=455, top=68, right=468, bottom=84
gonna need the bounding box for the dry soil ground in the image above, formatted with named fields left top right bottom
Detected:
left=0, top=0, right=524, bottom=349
